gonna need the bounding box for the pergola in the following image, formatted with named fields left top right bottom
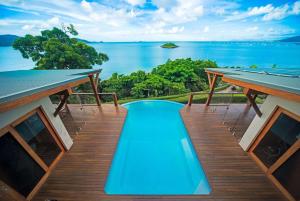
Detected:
left=189, top=68, right=300, bottom=118
left=0, top=69, right=117, bottom=115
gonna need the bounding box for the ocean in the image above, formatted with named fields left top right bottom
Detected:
left=0, top=41, right=299, bottom=79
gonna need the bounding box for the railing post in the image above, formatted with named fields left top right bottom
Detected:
left=89, top=74, right=101, bottom=106
left=205, top=74, right=218, bottom=106
left=188, top=93, right=194, bottom=106
left=113, top=93, right=118, bottom=107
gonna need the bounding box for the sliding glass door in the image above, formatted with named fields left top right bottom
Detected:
left=0, top=108, right=64, bottom=200
left=249, top=107, right=300, bottom=201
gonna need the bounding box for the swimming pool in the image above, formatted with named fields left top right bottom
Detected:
left=105, top=100, right=211, bottom=195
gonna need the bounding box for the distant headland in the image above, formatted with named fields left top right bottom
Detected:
left=279, top=36, right=300, bottom=42
left=1, top=35, right=300, bottom=46
left=0, top=34, right=102, bottom=46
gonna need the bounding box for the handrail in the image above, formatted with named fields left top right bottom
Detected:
left=72, top=92, right=118, bottom=106
left=187, top=92, right=244, bottom=106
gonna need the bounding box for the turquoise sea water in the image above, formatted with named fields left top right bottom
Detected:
left=0, top=41, right=300, bottom=79
left=105, top=100, right=210, bottom=194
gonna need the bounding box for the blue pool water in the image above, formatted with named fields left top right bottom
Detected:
left=105, top=100, right=211, bottom=195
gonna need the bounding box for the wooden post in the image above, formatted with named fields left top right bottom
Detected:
left=89, top=74, right=101, bottom=106
left=54, top=90, right=70, bottom=117
left=113, top=93, right=118, bottom=107
left=205, top=73, right=218, bottom=106
left=207, top=72, right=212, bottom=87
left=95, top=72, right=100, bottom=90
left=243, top=88, right=262, bottom=117
left=188, top=93, right=194, bottom=106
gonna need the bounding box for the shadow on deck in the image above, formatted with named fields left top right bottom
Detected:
left=32, top=104, right=286, bottom=201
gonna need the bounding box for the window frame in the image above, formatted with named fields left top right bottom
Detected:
left=249, top=106, right=300, bottom=201
left=0, top=107, right=65, bottom=200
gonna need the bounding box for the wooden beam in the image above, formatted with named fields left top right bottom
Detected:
left=207, top=72, right=212, bottom=87
left=89, top=74, right=101, bottom=106
left=205, top=69, right=225, bottom=76
left=243, top=88, right=262, bottom=117
left=205, top=74, right=218, bottom=106
left=95, top=72, right=100, bottom=90
left=247, top=93, right=257, bottom=107
left=54, top=90, right=70, bottom=117
left=222, top=76, right=300, bottom=103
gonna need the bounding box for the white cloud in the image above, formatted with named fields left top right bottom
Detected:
left=48, top=16, right=60, bottom=25
left=203, top=26, right=210, bottom=33
left=22, top=24, right=35, bottom=30
left=144, top=25, right=184, bottom=35
left=225, top=1, right=300, bottom=22
left=248, top=4, right=274, bottom=16
left=246, top=26, right=258, bottom=32
left=214, top=7, right=225, bottom=15
left=292, top=1, right=300, bottom=14
left=262, top=4, right=289, bottom=21
left=168, top=26, right=184, bottom=34
left=126, top=0, right=145, bottom=6
left=81, top=0, right=93, bottom=12
left=151, top=0, right=174, bottom=9
left=0, top=0, right=299, bottom=41
left=151, top=0, right=204, bottom=27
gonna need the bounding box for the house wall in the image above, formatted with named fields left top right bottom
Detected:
left=239, top=95, right=300, bottom=151
left=0, top=97, right=73, bottom=149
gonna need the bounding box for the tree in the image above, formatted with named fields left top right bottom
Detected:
left=100, top=58, right=218, bottom=100
left=131, top=74, right=186, bottom=98
left=101, top=71, right=148, bottom=99
left=13, top=24, right=108, bottom=69
left=152, top=58, right=216, bottom=91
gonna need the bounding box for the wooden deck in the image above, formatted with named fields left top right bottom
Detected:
left=32, top=104, right=286, bottom=201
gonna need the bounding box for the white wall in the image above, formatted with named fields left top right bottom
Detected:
left=239, top=95, right=300, bottom=151
left=0, top=97, right=73, bottom=150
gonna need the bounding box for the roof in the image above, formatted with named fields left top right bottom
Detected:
left=205, top=68, right=300, bottom=99
left=0, top=69, right=101, bottom=106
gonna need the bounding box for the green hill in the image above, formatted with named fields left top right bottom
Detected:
left=0, top=34, right=19, bottom=46
left=0, top=34, right=103, bottom=46
left=279, top=35, right=300, bottom=42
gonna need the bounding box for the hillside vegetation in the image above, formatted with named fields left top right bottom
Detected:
left=101, top=58, right=217, bottom=100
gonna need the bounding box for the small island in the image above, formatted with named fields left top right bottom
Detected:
left=161, top=42, right=178, bottom=48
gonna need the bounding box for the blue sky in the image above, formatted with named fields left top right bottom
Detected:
left=0, top=0, right=299, bottom=41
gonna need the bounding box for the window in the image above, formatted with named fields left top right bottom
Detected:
left=273, top=150, right=300, bottom=200
left=250, top=107, right=300, bottom=201
left=0, top=132, right=45, bottom=197
left=0, top=108, right=64, bottom=200
left=252, top=113, right=300, bottom=167
left=15, top=113, right=61, bottom=166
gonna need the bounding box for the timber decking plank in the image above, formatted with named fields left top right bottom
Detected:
left=31, top=104, right=286, bottom=201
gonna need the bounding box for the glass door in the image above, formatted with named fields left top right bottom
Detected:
left=249, top=107, right=300, bottom=201
left=0, top=108, right=64, bottom=200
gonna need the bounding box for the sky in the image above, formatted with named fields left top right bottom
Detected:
left=0, top=0, right=300, bottom=41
